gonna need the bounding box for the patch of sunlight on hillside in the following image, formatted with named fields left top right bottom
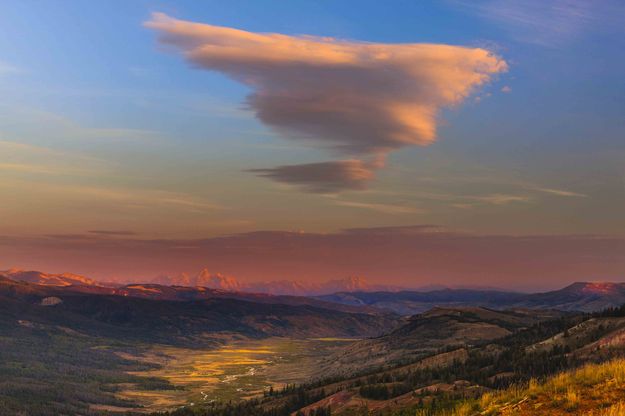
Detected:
left=441, top=359, right=625, bottom=415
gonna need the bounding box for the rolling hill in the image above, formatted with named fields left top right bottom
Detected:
left=209, top=307, right=625, bottom=416
left=5, top=271, right=625, bottom=415
left=0, top=268, right=391, bottom=315
left=313, top=307, right=568, bottom=378
left=318, top=282, right=625, bottom=315
left=437, top=358, right=625, bottom=415
left=0, top=276, right=399, bottom=345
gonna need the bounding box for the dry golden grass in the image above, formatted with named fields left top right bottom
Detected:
left=114, top=337, right=357, bottom=413
left=596, top=401, right=625, bottom=416
left=443, top=359, right=625, bottom=415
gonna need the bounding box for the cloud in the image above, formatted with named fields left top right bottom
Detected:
left=88, top=230, right=137, bottom=236
left=466, top=193, right=533, bottom=205
left=0, top=62, right=17, bottom=76
left=0, top=180, right=220, bottom=214
left=334, top=200, right=421, bottom=215
left=0, top=162, right=88, bottom=176
left=248, top=159, right=378, bottom=193
left=452, top=0, right=625, bottom=46
left=0, top=139, right=110, bottom=177
left=529, top=187, right=588, bottom=198
left=146, top=13, right=506, bottom=191
left=0, top=106, right=162, bottom=142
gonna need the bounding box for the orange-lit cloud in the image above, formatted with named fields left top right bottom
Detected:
left=146, top=13, right=507, bottom=191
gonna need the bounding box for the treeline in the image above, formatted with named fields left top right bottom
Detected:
left=174, top=313, right=595, bottom=415
left=308, top=312, right=618, bottom=407
left=154, top=386, right=329, bottom=416
left=0, top=324, right=170, bottom=416
left=296, top=406, right=331, bottom=416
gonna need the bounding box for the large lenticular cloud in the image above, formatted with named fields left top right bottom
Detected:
left=146, top=13, right=507, bottom=192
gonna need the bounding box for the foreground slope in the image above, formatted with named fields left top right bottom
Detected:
left=440, top=358, right=625, bottom=415
left=187, top=308, right=625, bottom=416
left=315, top=307, right=566, bottom=377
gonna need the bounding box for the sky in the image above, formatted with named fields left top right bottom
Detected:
left=0, top=1, right=624, bottom=290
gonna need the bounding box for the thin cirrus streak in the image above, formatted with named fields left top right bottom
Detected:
left=451, top=0, right=625, bottom=47
left=146, top=13, right=507, bottom=192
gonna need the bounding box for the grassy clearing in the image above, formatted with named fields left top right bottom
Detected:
left=438, top=359, right=625, bottom=415
left=116, top=337, right=356, bottom=413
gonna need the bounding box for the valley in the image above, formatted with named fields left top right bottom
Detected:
left=3, top=2, right=622, bottom=414
left=111, top=338, right=357, bottom=412
left=4, top=273, right=625, bottom=415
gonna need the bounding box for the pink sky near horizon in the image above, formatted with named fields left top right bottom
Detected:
left=2, top=225, right=623, bottom=292
left=2, top=3, right=624, bottom=291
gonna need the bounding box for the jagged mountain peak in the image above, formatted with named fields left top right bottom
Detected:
left=152, top=270, right=397, bottom=296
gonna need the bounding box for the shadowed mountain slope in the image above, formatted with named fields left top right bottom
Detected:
left=314, top=307, right=567, bottom=378
left=0, top=277, right=399, bottom=346
left=318, top=282, right=625, bottom=315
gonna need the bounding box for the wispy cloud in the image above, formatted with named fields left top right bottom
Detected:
left=0, top=61, right=18, bottom=75
left=88, top=230, right=137, bottom=236
left=0, top=139, right=110, bottom=177
left=527, top=186, right=588, bottom=198
left=452, top=0, right=625, bottom=46
left=0, top=180, right=220, bottom=214
left=0, top=106, right=162, bottom=143
left=0, top=162, right=91, bottom=176
left=146, top=13, right=506, bottom=192
left=60, top=185, right=221, bottom=213
left=465, top=193, right=533, bottom=205
left=334, top=200, right=422, bottom=215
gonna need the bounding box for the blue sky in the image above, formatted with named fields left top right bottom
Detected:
left=1, top=0, right=624, bottom=242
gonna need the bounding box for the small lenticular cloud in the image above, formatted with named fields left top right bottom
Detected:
left=146, top=13, right=507, bottom=192
left=249, top=159, right=378, bottom=193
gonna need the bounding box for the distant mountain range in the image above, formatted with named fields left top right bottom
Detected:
left=0, top=268, right=100, bottom=287
left=0, top=275, right=397, bottom=346
left=0, top=268, right=407, bottom=296
left=3, top=268, right=625, bottom=315
left=152, top=270, right=405, bottom=295
left=0, top=269, right=387, bottom=316
left=318, top=282, right=625, bottom=314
